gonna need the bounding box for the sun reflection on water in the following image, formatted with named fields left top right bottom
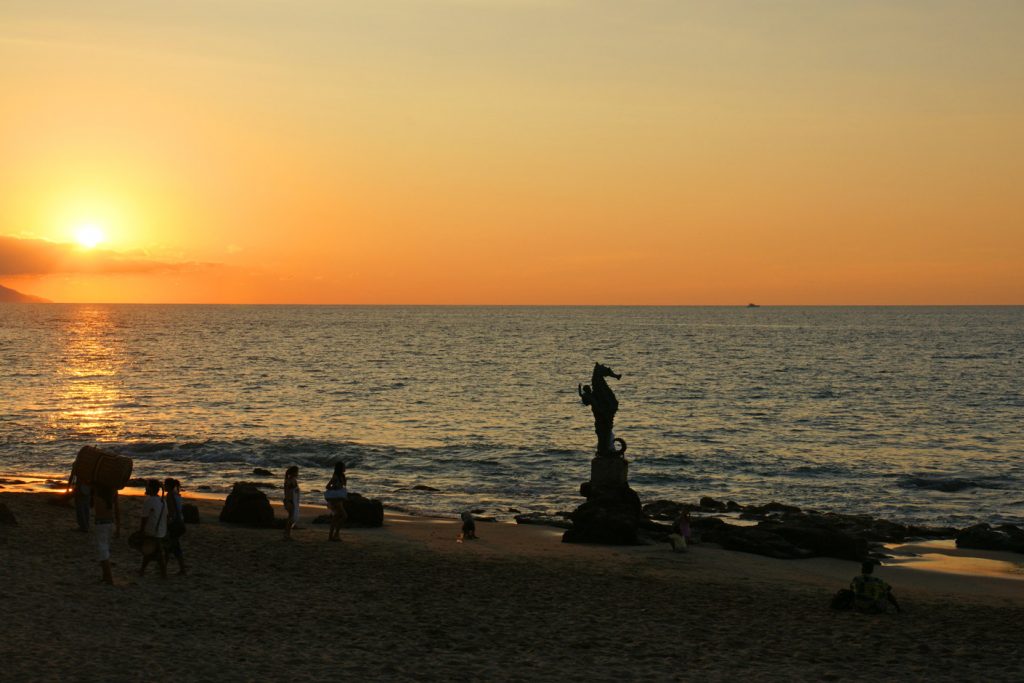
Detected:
left=49, top=306, right=127, bottom=439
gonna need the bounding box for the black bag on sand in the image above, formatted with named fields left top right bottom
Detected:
left=830, top=588, right=855, bottom=610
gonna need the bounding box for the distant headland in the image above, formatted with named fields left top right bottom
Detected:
left=0, top=284, right=50, bottom=303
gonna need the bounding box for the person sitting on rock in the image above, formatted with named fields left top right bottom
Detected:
left=851, top=561, right=901, bottom=613
left=668, top=510, right=692, bottom=552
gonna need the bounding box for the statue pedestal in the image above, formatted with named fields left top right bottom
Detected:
left=590, top=456, right=628, bottom=492
left=563, top=455, right=644, bottom=545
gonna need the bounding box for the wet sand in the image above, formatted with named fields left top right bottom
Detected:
left=1, top=490, right=1023, bottom=682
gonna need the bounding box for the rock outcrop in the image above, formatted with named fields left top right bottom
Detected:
left=343, top=493, right=384, bottom=527
left=514, top=512, right=573, bottom=529
left=313, top=493, right=384, bottom=527
left=645, top=497, right=963, bottom=561
left=182, top=503, right=200, bottom=524
left=563, top=457, right=645, bottom=545
left=219, top=483, right=275, bottom=527
left=956, top=523, right=1024, bottom=554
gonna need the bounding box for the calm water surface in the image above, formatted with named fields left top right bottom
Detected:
left=1, top=305, right=1021, bottom=526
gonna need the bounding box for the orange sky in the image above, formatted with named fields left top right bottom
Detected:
left=1, top=1, right=1022, bottom=304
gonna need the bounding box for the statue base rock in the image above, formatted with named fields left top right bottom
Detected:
left=562, top=456, right=645, bottom=545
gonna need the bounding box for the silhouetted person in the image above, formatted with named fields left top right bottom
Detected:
left=163, top=477, right=188, bottom=575
left=92, top=484, right=120, bottom=585
left=139, top=479, right=168, bottom=578
left=325, top=462, right=348, bottom=542
left=851, top=561, right=901, bottom=613
left=283, top=466, right=300, bottom=540
left=68, top=464, right=92, bottom=532
left=668, top=510, right=692, bottom=552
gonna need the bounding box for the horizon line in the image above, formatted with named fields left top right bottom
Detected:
left=3, top=302, right=1022, bottom=308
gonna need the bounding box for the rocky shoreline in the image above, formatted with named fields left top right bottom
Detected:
left=517, top=495, right=1024, bottom=561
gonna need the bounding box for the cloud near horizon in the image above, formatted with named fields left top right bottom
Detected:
left=0, top=235, right=213, bottom=276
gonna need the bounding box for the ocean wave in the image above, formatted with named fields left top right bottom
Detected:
left=100, top=437, right=569, bottom=473
left=896, top=475, right=1004, bottom=493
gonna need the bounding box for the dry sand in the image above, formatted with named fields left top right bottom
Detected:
left=1, top=490, right=1023, bottom=682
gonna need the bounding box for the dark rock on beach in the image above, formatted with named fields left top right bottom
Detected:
left=759, top=517, right=867, bottom=561
left=345, top=493, right=384, bottom=527
left=564, top=498, right=641, bottom=544
left=252, top=468, right=274, bottom=477
left=219, top=483, right=275, bottom=528
left=182, top=503, right=200, bottom=524
left=0, top=503, right=17, bottom=525
left=515, top=512, right=573, bottom=530
left=699, top=496, right=728, bottom=512
left=720, top=527, right=815, bottom=560
left=564, top=457, right=644, bottom=545
left=312, top=493, right=384, bottom=528
left=672, top=501, right=964, bottom=561
left=956, top=524, right=1024, bottom=554
left=739, top=502, right=802, bottom=519
left=642, top=500, right=699, bottom=521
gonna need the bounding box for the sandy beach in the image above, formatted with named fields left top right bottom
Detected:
left=1, top=489, right=1022, bottom=682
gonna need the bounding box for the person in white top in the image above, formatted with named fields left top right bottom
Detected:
left=139, top=479, right=168, bottom=578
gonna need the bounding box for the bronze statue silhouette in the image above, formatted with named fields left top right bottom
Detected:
left=579, top=363, right=626, bottom=456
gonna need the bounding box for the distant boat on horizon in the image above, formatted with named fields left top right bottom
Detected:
left=746, top=303, right=760, bottom=308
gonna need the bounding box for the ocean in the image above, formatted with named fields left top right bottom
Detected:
left=1, top=304, right=1022, bottom=527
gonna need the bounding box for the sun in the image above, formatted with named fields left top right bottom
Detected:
left=74, top=223, right=107, bottom=249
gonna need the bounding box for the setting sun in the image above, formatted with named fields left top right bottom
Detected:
left=74, top=223, right=106, bottom=249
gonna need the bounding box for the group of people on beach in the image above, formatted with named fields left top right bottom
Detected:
left=284, top=461, right=349, bottom=542
left=71, top=460, right=355, bottom=584
left=70, top=473, right=188, bottom=584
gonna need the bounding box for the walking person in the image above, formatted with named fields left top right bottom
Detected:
left=163, top=478, right=188, bottom=575
left=139, top=480, right=168, bottom=578
left=324, top=462, right=348, bottom=542
left=283, top=466, right=300, bottom=540
left=92, top=484, right=120, bottom=585
left=68, top=464, right=92, bottom=532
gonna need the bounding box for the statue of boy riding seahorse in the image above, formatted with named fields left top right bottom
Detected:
left=578, top=362, right=627, bottom=457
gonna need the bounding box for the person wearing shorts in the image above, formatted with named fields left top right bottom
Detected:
left=92, top=484, right=120, bottom=585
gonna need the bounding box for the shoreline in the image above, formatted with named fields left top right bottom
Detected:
left=3, top=475, right=1023, bottom=589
